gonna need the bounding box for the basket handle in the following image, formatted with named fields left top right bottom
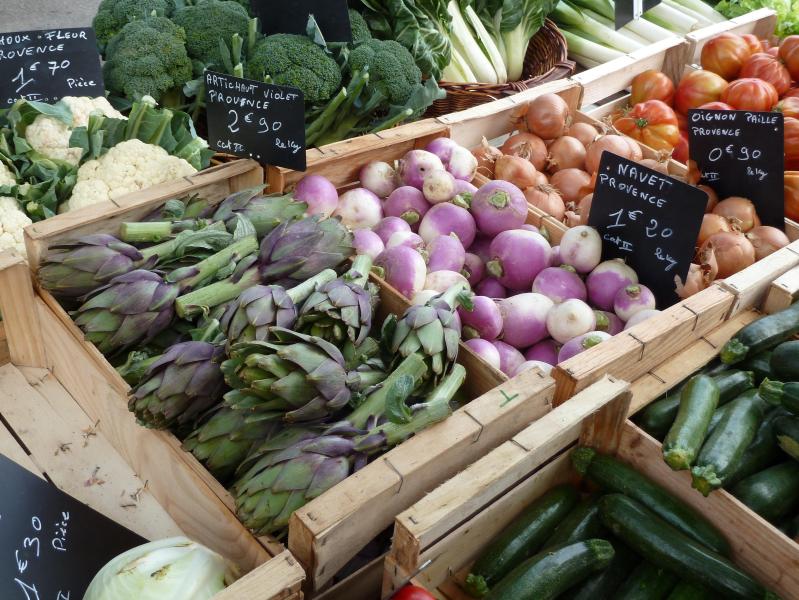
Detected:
left=0, top=251, right=48, bottom=368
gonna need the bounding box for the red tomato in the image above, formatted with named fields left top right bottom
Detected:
left=393, top=585, right=436, bottom=600
left=768, top=46, right=780, bottom=58
left=630, top=70, right=675, bottom=106
left=721, top=78, right=779, bottom=111
left=780, top=35, right=799, bottom=81
left=700, top=32, right=752, bottom=80
left=614, top=100, right=680, bottom=151
left=740, top=53, right=792, bottom=96
left=785, top=88, right=799, bottom=99
left=676, top=110, right=688, bottom=132
left=741, top=33, right=764, bottom=55
left=777, top=97, right=799, bottom=119
left=787, top=117, right=799, bottom=171
left=698, top=101, right=735, bottom=110
left=672, top=131, right=689, bottom=164
left=675, top=70, right=729, bottom=114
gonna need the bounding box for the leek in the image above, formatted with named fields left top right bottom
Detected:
left=623, top=15, right=677, bottom=42
left=581, top=8, right=651, bottom=45
left=644, top=4, right=698, bottom=33
left=465, top=4, right=508, bottom=83
left=570, top=0, right=615, bottom=21
left=554, top=2, right=642, bottom=52
left=447, top=0, right=498, bottom=83
left=562, top=29, right=625, bottom=63
left=663, top=0, right=713, bottom=26
left=671, top=0, right=728, bottom=23
left=570, top=52, right=603, bottom=68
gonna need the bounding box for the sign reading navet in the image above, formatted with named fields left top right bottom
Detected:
left=688, top=108, right=785, bottom=228
left=205, top=70, right=306, bottom=171
left=0, top=454, right=145, bottom=599
left=253, top=0, right=352, bottom=42
left=588, top=152, right=707, bottom=306
left=0, top=28, right=104, bottom=106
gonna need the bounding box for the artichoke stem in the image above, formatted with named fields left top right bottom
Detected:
left=176, top=267, right=261, bottom=319
left=286, top=269, right=338, bottom=304
left=120, top=221, right=175, bottom=243
left=345, top=254, right=374, bottom=288
left=173, top=235, right=259, bottom=292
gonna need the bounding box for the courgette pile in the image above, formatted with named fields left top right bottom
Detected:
left=460, top=449, right=778, bottom=600
left=634, top=301, right=799, bottom=536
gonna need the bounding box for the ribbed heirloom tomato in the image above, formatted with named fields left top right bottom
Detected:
left=786, top=172, right=799, bottom=221
left=741, top=33, right=764, bottom=55
left=786, top=88, right=799, bottom=99
left=630, top=70, right=675, bottom=106
left=393, top=585, right=436, bottom=600
left=672, top=131, right=689, bottom=163
left=721, top=78, right=778, bottom=111
left=780, top=35, right=799, bottom=81
left=675, top=70, right=729, bottom=114
left=740, top=53, right=792, bottom=96
left=786, top=117, right=799, bottom=170
left=777, top=97, right=799, bottom=119
left=614, top=100, right=680, bottom=151
left=698, top=101, right=734, bottom=110
left=700, top=32, right=753, bottom=80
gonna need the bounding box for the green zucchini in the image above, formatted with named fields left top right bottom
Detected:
left=703, top=361, right=730, bottom=376
left=464, top=485, right=578, bottom=597
left=663, top=375, right=720, bottom=470
left=691, top=391, right=770, bottom=496
left=599, top=494, right=777, bottom=599
left=774, top=416, right=799, bottom=461
left=731, top=461, right=799, bottom=523
left=545, top=497, right=605, bottom=546
left=707, top=400, right=737, bottom=434
left=572, top=448, right=729, bottom=555
left=484, top=539, right=614, bottom=600
left=771, top=340, right=799, bottom=381
left=613, top=562, right=678, bottom=599
left=740, top=351, right=774, bottom=384
left=666, top=581, right=711, bottom=599
left=568, top=541, right=638, bottom=599
left=760, top=379, right=799, bottom=413
left=726, top=408, right=789, bottom=486
left=721, top=301, right=799, bottom=365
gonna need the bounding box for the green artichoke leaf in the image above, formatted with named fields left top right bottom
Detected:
left=384, top=374, right=416, bottom=425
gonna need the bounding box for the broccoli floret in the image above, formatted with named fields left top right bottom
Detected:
left=171, top=0, right=251, bottom=68
left=348, top=39, right=422, bottom=106
left=246, top=34, right=342, bottom=105
left=92, top=0, right=176, bottom=51
left=103, top=16, right=193, bottom=105
left=348, top=9, right=372, bottom=45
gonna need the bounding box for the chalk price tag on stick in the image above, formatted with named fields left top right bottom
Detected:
left=205, top=71, right=307, bottom=171
left=688, top=109, right=785, bottom=228
left=588, top=152, right=707, bottom=306
left=253, top=0, right=352, bottom=42
left=0, top=28, right=104, bottom=106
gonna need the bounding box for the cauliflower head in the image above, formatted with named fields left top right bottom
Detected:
left=0, top=196, right=32, bottom=256
left=0, top=163, right=17, bottom=187
left=62, top=139, right=197, bottom=212
left=26, top=96, right=126, bottom=166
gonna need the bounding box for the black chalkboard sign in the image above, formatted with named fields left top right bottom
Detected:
left=688, top=109, right=785, bottom=228
left=253, top=0, right=352, bottom=42
left=0, top=28, right=104, bottom=107
left=588, top=152, right=708, bottom=306
left=615, top=0, right=662, bottom=29
left=0, top=454, right=146, bottom=599
left=205, top=71, right=307, bottom=171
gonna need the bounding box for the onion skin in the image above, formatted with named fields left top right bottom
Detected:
left=567, top=122, right=600, bottom=148
left=613, top=284, right=656, bottom=322
left=473, top=137, right=503, bottom=179
left=524, top=339, right=559, bottom=365
left=586, top=135, right=634, bottom=174
left=526, top=94, right=571, bottom=140
left=558, top=331, right=611, bottom=363
left=525, top=184, right=565, bottom=220
left=546, top=136, right=587, bottom=173
left=465, top=338, right=502, bottom=370
left=550, top=169, right=592, bottom=204
left=698, top=185, right=718, bottom=213
left=475, top=277, right=507, bottom=298
left=698, top=213, right=733, bottom=247
left=487, top=229, right=552, bottom=291
left=493, top=340, right=526, bottom=376
left=746, top=226, right=790, bottom=260
left=495, top=154, right=539, bottom=189
left=459, top=295, right=503, bottom=340
left=501, top=133, right=548, bottom=171
left=675, top=263, right=709, bottom=299
left=586, top=259, right=638, bottom=311
left=577, top=193, right=593, bottom=225
left=712, top=197, right=761, bottom=232
left=498, top=293, right=554, bottom=348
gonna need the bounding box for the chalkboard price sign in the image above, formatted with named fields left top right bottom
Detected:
left=0, top=454, right=146, bottom=599
left=688, top=108, right=784, bottom=228
left=588, top=152, right=708, bottom=306
left=0, top=28, right=104, bottom=106
left=205, top=71, right=307, bottom=171
left=253, top=0, right=352, bottom=42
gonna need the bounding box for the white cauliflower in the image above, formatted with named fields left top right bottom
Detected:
left=25, top=96, right=125, bottom=166
left=0, top=196, right=32, bottom=256
left=0, top=162, right=16, bottom=187
left=62, top=139, right=197, bottom=212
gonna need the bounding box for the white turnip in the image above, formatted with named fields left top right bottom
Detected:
left=546, top=299, right=596, bottom=343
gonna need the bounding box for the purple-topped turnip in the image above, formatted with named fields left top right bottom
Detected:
left=558, top=331, right=612, bottom=362
left=532, top=265, right=587, bottom=304
left=520, top=224, right=541, bottom=234
left=384, top=186, right=430, bottom=229
left=459, top=295, right=503, bottom=340
left=387, top=231, right=424, bottom=250
left=426, top=235, right=466, bottom=273
left=293, top=174, right=338, bottom=217
left=418, top=202, right=477, bottom=248
left=524, top=339, right=559, bottom=366
left=468, top=235, right=492, bottom=262
left=462, top=253, right=485, bottom=286
left=559, top=226, right=602, bottom=273
left=352, top=229, right=384, bottom=260
left=487, top=229, right=551, bottom=291
left=452, top=179, right=478, bottom=209
left=426, top=137, right=459, bottom=164
left=360, top=161, right=398, bottom=198
left=586, top=259, right=638, bottom=311
left=423, top=170, right=457, bottom=204
left=498, top=293, right=553, bottom=349
left=333, top=188, right=382, bottom=229
left=374, top=216, right=411, bottom=245
left=514, top=360, right=553, bottom=376
left=398, top=149, right=444, bottom=189
left=624, top=309, right=661, bottom=330
left=475, top=278, right=507, bottom=298
left=448, top=146, right=478, bottom=181
left=594, top=311, right=624, bottom=335
left=546, top=299, right=596, bottom=343
left=465, top=338, right=502, bottom=371
left=375, top=246, right=427, bottom=298
left=613, top=284, right=656, bottom=322
left=471, top=180, right=528, bottom=236
left=550, top=245, right=562, bottom=266
left=412, top=290, right=439, bottom=305
left=493, top=340, right=525, bottom=376
left=424, top=270, right=470, bottom=293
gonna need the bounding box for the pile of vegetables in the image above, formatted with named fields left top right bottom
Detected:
left=714, top=0, right=799, bottom=37
left=636, top=300, right=799, bottom=533
left=440, top=447, right=777, bottom=599
left=37, top=188, right=470, bottom=538
left=0, top=96, right=212, bottom=255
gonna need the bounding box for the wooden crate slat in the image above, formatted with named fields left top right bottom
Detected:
left=721, top=242, right=799, bottom=316
left=0, top=410, right=45, bottom=480
left=0, top=253, right=48, bottom=368
left=763, top=266, right=799, bottom=314
left=216, top=550, right=305, bottom=600
left=0, top=322, right=9, bottom=366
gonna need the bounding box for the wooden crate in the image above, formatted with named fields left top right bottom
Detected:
left=383, top=377, right=797, bottom=599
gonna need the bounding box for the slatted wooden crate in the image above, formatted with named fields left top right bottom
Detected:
left=383, top=376, right=798, bottom=599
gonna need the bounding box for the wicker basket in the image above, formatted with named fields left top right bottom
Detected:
left=426, top=19, right=574, bottom=117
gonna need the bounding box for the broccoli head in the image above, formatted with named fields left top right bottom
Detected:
left=171, top=0, right=251, bottom=68
left=348, top=39, right=423, bottom=106
left=92, top=0, right=176, bottom=51
left=348, top=9, right=372, bottom=45
left=246, top=34, right=342, bottom=105
left=103, top=16, right=193, bottom=105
